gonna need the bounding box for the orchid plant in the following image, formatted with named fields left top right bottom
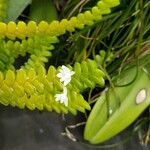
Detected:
left=0, top=0, right=150, bottom=146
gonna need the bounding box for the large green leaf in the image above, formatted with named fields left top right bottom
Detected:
left=84, top=66, right=150, bottom=144
left=5, top=0, right=31, bottom=22
left=29, top=0, right=57, bottom=22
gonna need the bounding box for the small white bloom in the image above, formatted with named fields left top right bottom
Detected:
left=57, top=65, right=75, bottom=86
left=55, top=87, right=68, bottom=106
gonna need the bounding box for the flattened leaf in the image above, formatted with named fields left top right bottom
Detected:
left=5, top=0, right=31, bottom=22
left=84, top=67, right=150, bottom=144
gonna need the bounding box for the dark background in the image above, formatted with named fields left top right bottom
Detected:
left=0, top=106, right=150, bottom=150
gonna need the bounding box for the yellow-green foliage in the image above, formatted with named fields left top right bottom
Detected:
left=0, top=60, right=105, bottom=115
left=0, top=0, right=120, bottom=39
left=95, top=50, right=114, bottom=67
left=0, top=0, right=120, bottom=114
left=0, top=36, right=58, bottom=71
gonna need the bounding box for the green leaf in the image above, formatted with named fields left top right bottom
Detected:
left=29, top=0, right=57, bottom=22
left=84, top=66, right=150, bottom=144
left=5, top=0, right=31, bottom=22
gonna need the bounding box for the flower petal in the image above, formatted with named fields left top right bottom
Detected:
left=57, top=65, right=75, bottom=86
left=54, top=86, right=69, bottom=107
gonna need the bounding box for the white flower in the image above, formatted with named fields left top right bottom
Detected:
left=55, top=87, right=68, bottom=106
left=57, top=65, right=75, bottom=86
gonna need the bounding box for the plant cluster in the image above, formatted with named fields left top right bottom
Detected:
left=0, top=0, right=150, bottom=145
left=0, top=0, right=119, bottom=114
